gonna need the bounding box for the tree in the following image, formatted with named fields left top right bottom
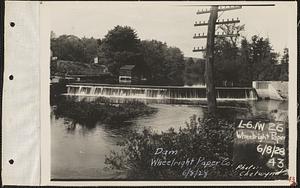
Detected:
left=238, top=38, right=252, bottom=85
left=213, top=24, right=284, bottom=84
left=184, top=58, right=205, bottom=86
left=51, top=34, right=102, bottom=64
left=50, top=26, right=186, bottom=85
left=281, top=48, right=289, bottom=64
left=82, top=37, right=99, bottom=63
left=140, top=40, right=167, bottom=85
left=163, top=47, right=185, bottom=85
left=186, top=57, right=195, bottom=66
left=213, top=24, right=246, bottom=86
left=99, top=25, right=143, bottom=75
left=278, top=48, right=289, bottom=81
left=140, top=40, right=185, bottom=86
left=50, top=30, right=56, bottom=39
left=51, top=35, right=85, bottom=62
left=249, top=35, right=279, bottom=81
left=217, top=24, right=245, bottom=48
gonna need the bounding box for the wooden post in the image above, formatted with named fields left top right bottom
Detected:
left=205, top=5, right=218, bottom=117
left=194, top=5, right=242, bottom=116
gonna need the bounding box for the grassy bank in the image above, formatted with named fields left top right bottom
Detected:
left=105, top=113, right=288, bottom=180
left=53, top=99, right=157, bottom=126
left=105, top=115, right=236, bottom=180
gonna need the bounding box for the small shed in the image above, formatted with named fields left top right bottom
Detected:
left=119, top=65, right=146, bottom=84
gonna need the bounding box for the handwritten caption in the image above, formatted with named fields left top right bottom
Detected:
left=236, top=119, right=286, bottom=144
left=150, top=148, right=230, bottom=178
left=234, top=119, right=288, bottom=178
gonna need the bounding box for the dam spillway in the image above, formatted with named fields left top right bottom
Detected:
left=64, top=83, right=258, bottom=104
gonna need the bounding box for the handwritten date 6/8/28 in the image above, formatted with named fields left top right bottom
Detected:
left=257, top=144, right=285, bottom=157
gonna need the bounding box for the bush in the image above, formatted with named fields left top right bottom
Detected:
left=105, top=106, right=289, bottom=180
left=105, top=115, right=237, bottom=180
left=53, top=99, right=157, bottom=127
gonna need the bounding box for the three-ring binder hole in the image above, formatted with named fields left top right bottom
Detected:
left=9, top=75, right=14, bottom=80
left=10, top=22, right=15, bottom=27
left=9, top=159, right=14, bottom=164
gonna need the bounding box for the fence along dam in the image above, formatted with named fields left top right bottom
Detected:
left=63, top=83, right=258, bottom=104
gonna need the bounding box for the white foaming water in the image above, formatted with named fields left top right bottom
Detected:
left=64, top=84, right=257, bottom=103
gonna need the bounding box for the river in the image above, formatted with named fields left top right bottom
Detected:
left=51, top=100, right=288, bottom=180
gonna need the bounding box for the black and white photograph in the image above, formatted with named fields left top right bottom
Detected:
left=47, top=1, right=296, bottom=183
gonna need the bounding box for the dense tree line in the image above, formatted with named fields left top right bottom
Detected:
left=184, top=24, right=288, bottom=86
left=51, top=25, right=288, bottom=87
left=51, top=26, right=185, bottom=86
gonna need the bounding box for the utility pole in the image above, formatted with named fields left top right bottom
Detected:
left=205, top=5, right=218, bottom=116
left=193, top=5, right=242, bottom=117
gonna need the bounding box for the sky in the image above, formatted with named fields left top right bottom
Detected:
left=45, top=1, right=296, bottom=58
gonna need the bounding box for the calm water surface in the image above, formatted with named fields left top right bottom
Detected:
left=51, top=101, right=288, bottom=179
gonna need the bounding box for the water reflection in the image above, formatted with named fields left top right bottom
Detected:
left=51, top=100, right=288, bottom=179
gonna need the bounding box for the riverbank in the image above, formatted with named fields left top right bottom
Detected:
left=53, top=99, right=157, bottom=126
left=51, top=100, right=288, bottom=180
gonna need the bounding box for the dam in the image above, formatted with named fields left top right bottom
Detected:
left=63, top=83, right=258, bottom=104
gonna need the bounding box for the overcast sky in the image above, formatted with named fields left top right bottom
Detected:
left=46, top=1, right=296, bottom=58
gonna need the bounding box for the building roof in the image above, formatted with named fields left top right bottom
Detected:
left=120, top=65, right=135, bottom=70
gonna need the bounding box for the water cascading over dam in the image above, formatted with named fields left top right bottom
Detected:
left=64, top=83, right=258, bottom=104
